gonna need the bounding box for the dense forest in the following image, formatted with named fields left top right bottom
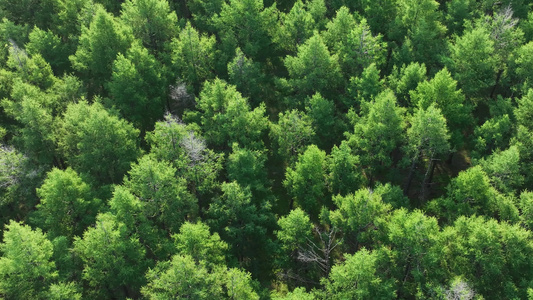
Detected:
left=0, top=0, right=533, bottom=298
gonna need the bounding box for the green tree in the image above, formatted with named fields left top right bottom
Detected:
left=26, top=27, right=71, bottom=75
left=284, top=145, right=327, bottom=218
left=56, top=101, right=141, bottom=187
left=323, top=248, right=396, bottom=299
left=227, top=143, right=270, bottom=201
left=214, top=0, right=277, bottom=62
left=173, top=221, right=228, bottom=267
left=69, top=5, right=132, bottom=96
left=405, top=104, right=450, bottom=200
left=327, top=141, right=364, bottom=197
left=439, top=216, right=533, bottom=299
left=145, top=114, right=224, bottom=205
left=277, top=208, right=313, bottom=254
left=120, top=0, right=178, bottom=53
left=142, top=254, right=259, bottom=299
left=207, top=181, right=274, bottom=276
left=284, top=32, right=342, bottom=100
left=106, top=41, right=166, bottom=132
left=124, top=155, right=198, bottom=233
left=447, top=26, right=496, bottom=99
left=274, top=0, right=318, bottom=54
left=478, top=146, right=523, bottom=194
left=330, top=187, right=392, bottom=250
left=171, top=22, right=216, bottom=93
left=387, top=62, right=427, bottom=107
left=1, top=80, right=56, bottom=165
left=410, top=68, right=472, bottom=148
left=349, top=89, right=405, bottom=182
left=347, top=63, right=384, bottom=108
left=227, top=47, right=267, bottom=108
left=33, top=168, right=99, bottom=239
left=73, top=213, right=146, bottom=299
left=0, top=221, right=57, bottom=299
left=305, top=93, right=337, bottom=150
left=270, top=109, right=315, bottom=163
left=195, top=79, right=268, bottom=150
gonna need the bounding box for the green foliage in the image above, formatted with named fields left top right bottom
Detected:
left=349, top=89, right=405, bottom=181
left=207, top=181, right=274, bottom=275
left=171, top=22, right=216, bottom=93
left=195, top=78, right=269, bottom=150
left=69, top=5, right=132, bottom=96
left=142, top=254, right=259, bottom=299
left=411, top=68, right=472, bottom=148
left=270, top=109, right=315, bottom=162
left=274, top=0, right=320, bottom=54
left=447, top=26, right=496, bottom=99
left=124, top=155, right=198, bottom=233
left=284, top=145, right=327, bottom=218
left=439, top=216, right=533, bottom=299
left=276, top=208, right=313, bottom=252
left=324, top=248, right=396, bottom=299
left=387, top=62, right=427, bottom=107
left=330, top=187, right=392, bottom=249
left=305, top=93, right=337, bottom=149
left=327, top=141, right=364, bottom=196
left=227, top=48, right=266, bottom=107
left=407, top=104, right=450, bottom=159
left=227, top=143, right=270, bottom=200
left=74, top=213, right=146, bottom=299
left=284, top=32, right=342, bottom=100
left=34, top=168, right=99, bottom=239
left=120, top=0, right=178, bottom=53
left=173, top=221, right=228, bottom=267
left=57, top=101, right=140, bottom=186
left=106, top=41, right=166, bottom=132
left=0, top=221, right=57, bottom=299
left=26, top=27, right=70, bottom=75
left=478, top=146, right=524, bottom=194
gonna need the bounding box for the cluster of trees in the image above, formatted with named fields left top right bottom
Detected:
left=0, top=0, right=532, bottom=298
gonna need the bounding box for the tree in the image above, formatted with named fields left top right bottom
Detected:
left=207, top=181, right=274, bottom=277
left=270, top=109, right=315, bottom=163
left=446, top=26, right=496, bottom=99
left=274, top=0, right=318, bottom=54
left=305, top=93, right=337, bottom=150
left=0, top=221, right=57, bottom=299
left=173, top=221, right=228, bottom=267
left=106, top=41, right=166, bottom=132
left=284, top=145, right=327, bottom=218
left=349, top=89, right=405, bottom=182
left=387, top=62, right=427, bottom=107
left=514, top=42, right=533, bottom=93
left=478, top=146, right=523, bottom=194
left=284, top=32, right=342, bottom=100
left=323, top=249, right=396, bottom=299
left=26, top=27, right=71, bottom=75
left=227, top=143, right=270, bottom=201
left=347, top=63, right=384, bottom=107
left=330, top=187, right=392, bottom=250
left=69, top=5, right=132, bottom=96
left=120, top=0, right=178, bottom=53
left=227, top=48, right=267, bottom=108
left=439, top=216, right=533, bottom=299
left=171, top=22, right=216, bottom=93
left=142, top=254, right=259, bottom=299
left=410, top=68, right=472, bottom=148
left=404, top=104, right=450, bottom=200
left=33, top=168, right=99, bottom=239
left=145, top=114, right=224, bottom=205
left=195, top=79, right=269, bottom=150
left=1, top=80, right=56, bottom=165
left=214, top=0, right=277, bottom=62
left=56, top=101, right=141, bottom=187
left=377, top=209, right=440, bottom=298
left=73, top=213, right=146, bottom=299
left=434, top=166, right=519, bottom=223
left=327, top=141, right=364, bottom=197
left=277, top=208, right=313, bottom=254
left=336, top=18, right=387, bottom=79
left=124, top=155, right=198, bottom=233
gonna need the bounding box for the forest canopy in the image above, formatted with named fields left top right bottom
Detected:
left=0, top=0, right=533, bottom=299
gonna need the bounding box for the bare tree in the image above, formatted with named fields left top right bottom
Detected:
left=297, top=226, right=342, bottom=276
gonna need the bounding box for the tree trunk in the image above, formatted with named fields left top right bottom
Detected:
left=404, top=151, right=420, bottom=196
